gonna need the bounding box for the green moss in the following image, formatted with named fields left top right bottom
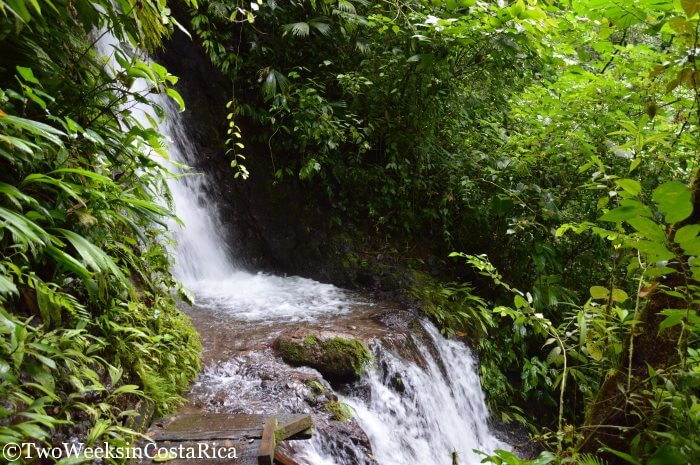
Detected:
left=321, top=337, right=373, bottom=377
left=276, top=339, right=306, bottom=365
left=275, top=334, right=373, bottom=382
left=325, top=400, right=353, bottom=422
left=305, top=379, right=327, bottom=395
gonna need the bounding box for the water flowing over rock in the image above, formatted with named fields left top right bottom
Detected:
left=143, top=55, right=509, bottom=464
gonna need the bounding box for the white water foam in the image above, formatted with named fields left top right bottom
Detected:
left=185, top=272, right=354, bottom=322
left=292, top=321, right=505, bottom=465
left=346, top=322, right=504, bottom=465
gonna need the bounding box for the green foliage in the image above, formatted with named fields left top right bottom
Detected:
left=0, top=0, right=201, bottom=461
left=191, top=0, right=551, bottom=236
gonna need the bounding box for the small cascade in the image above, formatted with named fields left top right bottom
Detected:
left=294, top=321, right=505, bottom=465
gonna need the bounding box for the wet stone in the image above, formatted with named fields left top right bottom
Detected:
left=273, top=329, right=373, bottom=384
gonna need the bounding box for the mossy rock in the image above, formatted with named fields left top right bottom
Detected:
left=325, top=400, right=354, bottom=422
left=274, top=330, right=373, bottom=384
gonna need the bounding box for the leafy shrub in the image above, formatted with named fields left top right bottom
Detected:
left=0, top=0, right=201, bottom=460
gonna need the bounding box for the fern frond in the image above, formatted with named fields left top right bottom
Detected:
left=336, top=0, right=356, bottom=14
left=282, top=21, right=310, bottom=37
left=309, top=18, right=331, bottom=35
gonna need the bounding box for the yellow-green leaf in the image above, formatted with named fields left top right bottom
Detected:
left=590, top=286, right=610, bottom=300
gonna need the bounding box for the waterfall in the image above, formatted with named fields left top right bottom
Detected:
left=294, top=321, right=505, bottom=465
left=347, top=322, right=503, bottom=464
left=97, top=35, right=507, bottom=465
left=154, top=96, right=361, bottom=319
left=155, top=101, right=237, bottom=283
left=94, top=32, right=236, bottom=283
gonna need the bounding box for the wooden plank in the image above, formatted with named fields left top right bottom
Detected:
left=258, top=418, right=277, bottom=465
left=152, top=414, right=267, bottom=433
left=286, top=428, right=312, bottom=441
left=148, top=414, right=305, bottom=441
left=274, top=415, right=313, bottom=442
left=274, top=450, right=301, bottom=465
left=151, top=429, right=263, bottom=441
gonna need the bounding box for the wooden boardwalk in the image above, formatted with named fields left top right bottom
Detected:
left=140, top=413, right=312, bottom=465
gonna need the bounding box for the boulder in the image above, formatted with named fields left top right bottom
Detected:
left=273, top=329, right=373, bottom=384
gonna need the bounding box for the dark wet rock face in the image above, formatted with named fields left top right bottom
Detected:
left=273, top=329, right=373, bottom=384
left=156, top=10, right=449, bottom=296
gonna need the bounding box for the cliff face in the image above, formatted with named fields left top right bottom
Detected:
left=155, top=11, right=437, bottom=298
left=156, top=19, right=349, bottom=282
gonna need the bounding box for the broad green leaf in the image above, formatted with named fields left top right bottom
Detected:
left=652, top=181, right=692, bottom=224
left=166, top=88, right=185, bottom=112
left=36, top=284, right=60, bottom=327
left=681, top=0, right=699, bottom=17
left=546, top=345, right=563, bottom=365
left=16, top=66, right=40, bottom=85
left=49, top=168, right=115, bottom=186
left=0, top=206, right=48, bottom=248
left=601, top=447, right=642, bottom=465
left=0, top=273, right=18, bottom=296
left=636, top=240, right=675, bottom=261
left=530, top=451, right=557, bottom=465
left=680, top=237, right=700, bottom=255
left=599, top=199, right=652, bottom=222
left=612, top=288, right=628, bottom=303
left=659, top=309, right=687, bottom=331
left=0, top=114, right=65, bottom=145
left=645, top=266, right=676, bottom=278
left=111, top=384, right=142, bottom=396
left=648, top=444, right=688, bottom=465
left=16, top=422, right=47, bottom=439
left=626, top=217, right=666, bottom=242
left=590, top=286, right=609, bottom=299
left=615, top=178, right=642, bottom=196
left=675, top=224, right=700, bottom=244
left=586, top=330, right=604, bottom=361
left=51, top=228, right=125, bottom=281
left=45, top=245, right=92, bottom=281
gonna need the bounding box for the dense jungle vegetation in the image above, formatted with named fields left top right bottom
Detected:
left=0, top=0, right=201, bottom=461
left=0, top=0, right=699, bottom=464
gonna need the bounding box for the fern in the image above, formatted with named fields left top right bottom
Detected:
left=283, top=21, right=311, bottom=37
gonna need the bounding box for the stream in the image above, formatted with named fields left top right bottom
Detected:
left=149, top=76, right=507, bottom=465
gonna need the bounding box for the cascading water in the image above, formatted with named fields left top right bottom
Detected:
left=154, top=103, right=236, bottom=282
left=100, top=38, right=508, bottom=465
left=347, top=322, right=503, bottom=464
left=152, top=96, right=361, bottom=322
left=292, top=321, right=505, bottom=465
